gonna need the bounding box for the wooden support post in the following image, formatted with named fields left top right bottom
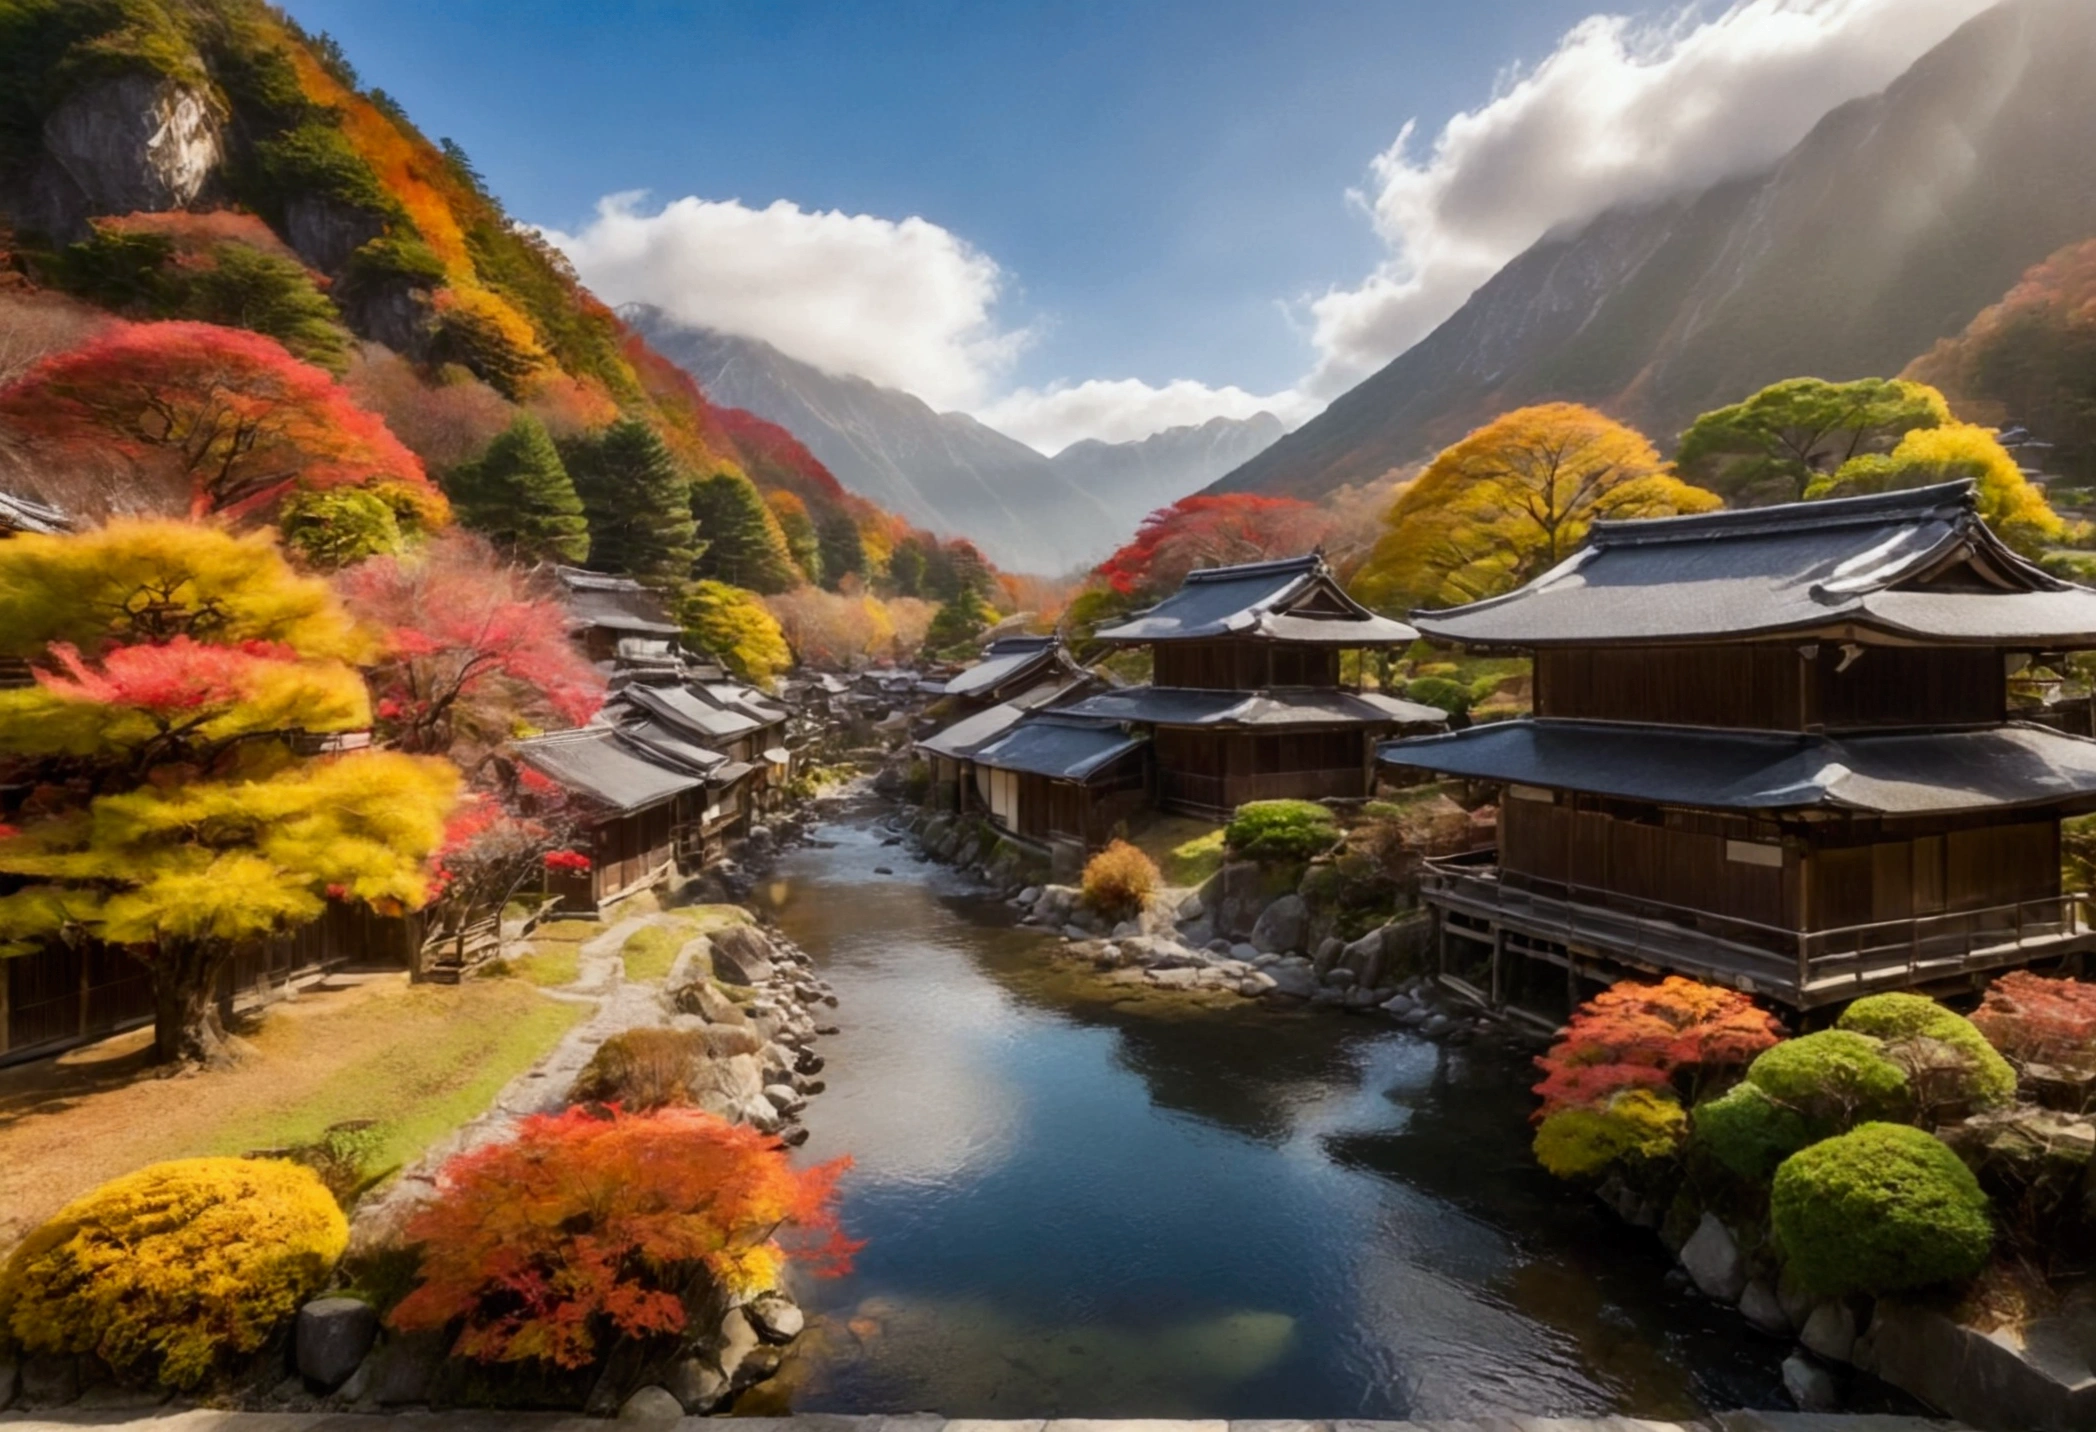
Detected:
left=1433, top=907, right=1447, bottom=978
left=1489, top=927, right=1505, bottom=1007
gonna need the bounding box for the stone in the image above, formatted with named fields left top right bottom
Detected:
left=1343, top=986, right=1382, bottom=1009
left=1800, top=1299, right=1859, bottom=1363
left=297, top=1296, right=379, bottom=1390
left=369, top=1329, right=449, bottom=1405
left=748, top=1293, right=806, bottom=1342
left=666, top=1356, right=729, bottom=1413
left=1148, top=966, right=1201, bottom=988
left=1776, top=1266, right=1818, bottom=1331
left=1264, top=963, right=1318, bottom=998
left=1322, top=966, right=1357, bottom=988
left=1062, top=924, right=1090, bottom=941
left=1312, top=936, right=1345, bottom=973
left=732, top=1343, right=784, bottom=1388
left=676, top=976, right=749, bottom=1027
left=709, top=923, right=780, bottom=985
left=1230, top=941, right=1260, bottom=963
left=716, top=1306, right=762, bottom=1385
left=1020, top=886, right=1042, bottom=905
left=43, top=75, right=222, bottom=217
left=1250, top=894, right=1310, bottom=954
left=1737, top=1279, right=1790, bottom=1336
left=0, top=1357, right=15, bottom=1412
left=18, top=1353, right=78, bottom=1408
left=1341, top=929, right=1387, bottom=989
left=1678, top=1213, right=1748, bottom=1303
left=1383, top=993, right=1418, bottom=1016
left=1112, top=919, right=1143, bottom=940
left=618, top=1385, right=685, bottom=1421
left=1857, top=1295, right=2096, bottom=1431
left=1200, top=860, right=1271, bottom=938
left=1176, top=890, right=1205, bottom=920
left=764, top=1082, right=807, bottom=1116
left=1782, top=1351, right=1841, bottom=1411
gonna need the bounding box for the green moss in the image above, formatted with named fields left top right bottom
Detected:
left=1837, top=992, right=2016, bottom=1116
left=1771, top=1122, right=1994, bottom=1297
left=1225, top=800, right=1340, bottom=863
left=619, top=925, right=682, bottom=983
left=1694, top=1080, right=1813, bottom=1182
left=1746, top=1029, right=1911, bottom=1132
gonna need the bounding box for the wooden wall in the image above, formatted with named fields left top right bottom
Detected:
left=1153, top=641, right=1339, bottom=690
left=1154, top=727, right=1370, bottom=813
left=1534, top=644, right=2004, bottom=731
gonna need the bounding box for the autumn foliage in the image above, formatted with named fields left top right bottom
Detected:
left=1095, top=494, right=1337, bottom=600
left=1533, top=976, right=1784, bottom=1118
left=1972, top=971, right=2096, bottom=1077
left=0, top=320, right=442, bottom=524
left=387, top=1105, right=853, bottom=1369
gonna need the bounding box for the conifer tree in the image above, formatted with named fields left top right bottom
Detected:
left=448, top=414, right=590, bottom=566
left=922, top=587, right=997, bottom=657
left=817, top=510, right=867, bottom=590
left=689, top=470, right=799, bottom=594
left=766, top=490, right=824, bottom=587
left=562, top=416, right=697, bottom=588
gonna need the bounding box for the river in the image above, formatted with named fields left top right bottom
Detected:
left=744, top=797, right=1789, bottom=1421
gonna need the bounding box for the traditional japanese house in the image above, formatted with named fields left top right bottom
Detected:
left=939, top=635, right=1087, bottom=715
left=967, top=714, right=1148, bottom=857
left=512, top=727, right=706, bottom=912
left=1380, top=481, right=2096, bottom=1012
left=1064, top=554, right=1446, bottom=818
left=556, top=566, right=684, bottom=665
left=916, top=702, right=1031, bottom=813
left=602, top=683, right=760, bottom=843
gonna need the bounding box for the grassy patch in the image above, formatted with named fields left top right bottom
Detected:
left=620, top=925, right=683, bottom=982
left=667, top=903, right=754, bottom=934
left=510, top=943, right=583, bottom=988
left=1128, top=815, right=1228, bottom=887
left=202, top=981, right=583, bottom=1184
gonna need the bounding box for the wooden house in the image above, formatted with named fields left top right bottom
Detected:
left=967, top=714, right=1148, bottom=855
left=556, top=566, right=684, bottom=665
left=1381, top=481, right=2096, bottom=1012
left=512, top=727, right=709, bottom=912
left=1065, top=555, right=1447, bottom=818
left=939, top=635, right=1087, bottom=714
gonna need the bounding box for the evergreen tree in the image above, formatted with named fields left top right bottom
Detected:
left=817, top=510, right=867, bottom=590
left=448, top=414, right=590, bottom=565
left=922, top=587, right=997, bottom=657
left=689, top=470, right=799, bottom=594
left=767, top=490, right=824, bottom=587
left=886, top=537, right=929, bottom=597
left=562, top=417, right=697, bottom=588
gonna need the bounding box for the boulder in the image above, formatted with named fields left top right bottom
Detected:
left=1737, top=1280, right=1790, bottom=1336
left=296, top=1296, right=379, bottom=1390
left=1801, top=1300, right=1859, bottom=1364
left=41, top=75, right=221, bottom=219
left=1856, top=1296, right=2096, bottom=1431
left=1229, top=941, right=1260, bottom=963
left=1176, top=890, right=1205, bottom=921
left=674, top=976, right=749, bottom=1028
left=690, top=1053, right=767, bottom=1123
left=1782, top=1351, right=1841, bottom=1411
left=1312, top=936, right=1345, bottom=974
left=368, top=1329, right=449, bottom=1405
left=1019, top=886, right=1042, bottom=905
left=1420, top=1014, right=1454, bottom=1038
left=747, top=1294, right=805, bottom=1343
left=763, top=1082, right=807, bottom=1116
left=1251, top=894, right=1310, bottom=954
left=1679, top=1213, right=1748, bottom=1303
left=1200, top=861, right=1271, bottom=938
left=709, top=924, right=779, bottom=986
left=618, top=1386, right=685, bottom=1421
left=1264, top=963, right=1319, bottom=999
left=666, top=1356, right=728, bottom=1413
left=1342, top=928, right=1387, bottom=989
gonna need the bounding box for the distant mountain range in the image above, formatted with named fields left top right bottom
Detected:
left=1210, top=0, right=2096, bottom=501
left=625, top=306, right=1283, bottom=573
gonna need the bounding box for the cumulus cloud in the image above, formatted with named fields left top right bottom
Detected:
left=1302, top=0, right=1997, bottom=398
left=543, top=192, right=1028, bottom=411
left=976, top=378, right=1320, bottom=455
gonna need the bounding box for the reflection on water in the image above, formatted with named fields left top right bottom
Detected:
left=748, top=799, right=1785, bottom=1419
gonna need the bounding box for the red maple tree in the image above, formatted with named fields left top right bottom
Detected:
left=1533, top=976, right=1784, bottom=1118
left=0, top=320, right=439, bottom=521
left=1972, top=970, right=2096, bottom=1075
left=334, top=533, right=602, bottom=761
left=1094, top=493, right=1338, bottom=598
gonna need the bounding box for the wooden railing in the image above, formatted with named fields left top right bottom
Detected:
left=1421, top=853, right=2093, bottom=1001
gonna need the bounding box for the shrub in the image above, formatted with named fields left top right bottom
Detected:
left=1771, top=1123, right=1993, bottom=1297
left=1973, top=971, right=2096, bottom=1077
left=279, top=486, right=405, bottom=569
left=0, top=1158, right=348, bottom=1387
left=1225, top=799, right=1341, bottom=862
left=1403, top=675, right=1472, bottom=719
left=1533, top=1088, right=1688, bottom=1180
left=1533, top=976, right=1784, bottom=1117
left=1837, top=992, right=2016, bottom=1120
left=1694, top=1081, right=1814, bottom=1182
left=388, top=1106, right=853, bottom=1368
left=1745, top=1029, right=1910, bottom=1133
left=572, top=1027, right=716, bottom=1110
left=1082, top=838, right=1160, bottom=916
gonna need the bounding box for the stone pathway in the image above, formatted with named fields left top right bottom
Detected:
left=0, top=1411, right=1973, bottom=1431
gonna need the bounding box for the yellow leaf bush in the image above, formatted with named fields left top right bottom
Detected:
left=1082, top=839, right=1161, bottom=917
left=0, top=1158, right=348, bottom=1388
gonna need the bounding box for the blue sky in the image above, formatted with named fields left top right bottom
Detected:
left=279, top=0, right=1998, bottom=451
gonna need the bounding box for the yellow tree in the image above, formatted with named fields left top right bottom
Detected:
left=1808, top=421, right=2066, bottom=558
left=1352, top=403, right=1721, bottom=611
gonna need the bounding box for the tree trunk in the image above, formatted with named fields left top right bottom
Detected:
left=150, top=941, right=236, bottom=1067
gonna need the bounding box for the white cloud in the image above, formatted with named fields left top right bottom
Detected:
left=1302, top=0, right=1998, bottom=398
left=543, top=193, right=1028, bottom=411
left=976, top=378, right=1320, bottom=455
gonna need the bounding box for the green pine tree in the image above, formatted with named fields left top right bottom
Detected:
left=448, top=414, right=590, bottom=565
left=562, top=416, right=698, bottom=587
left=886, top=537, right=929, bottom=597
left=817, top=510, right=867, bottom=590
left=922, top=588, right=997, bottom=657
left=689, top=470, right=799, bottom=594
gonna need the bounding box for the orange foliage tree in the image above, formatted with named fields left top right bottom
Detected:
left=1971, top=971, right=2096, bottom=1077
left=1095, top=494, right=1337, bottom=601
left=1533, top=976, right=1784, bottom=1118
left=0, top=321, right=442, bottom=523
left=387, top=1105, right=854, bottom=1369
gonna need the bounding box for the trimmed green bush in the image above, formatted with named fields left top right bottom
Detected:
left=1694, top=1081, right=1814, bottom=1182
left=1837, top=992, right=2016, bottom=1119
left=1226, top=800, right=1340, bottom=862
left=1533, top=1088, right=1687, bottom=1180
left=1745, top=1029, right=1910, bottom=1132
left=1771, top=1122, right=1993, bottom=1296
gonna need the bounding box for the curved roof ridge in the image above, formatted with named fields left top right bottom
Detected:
left=1590, top=480, right=1976, bottom=547
left=1180, top=553, right=1322, bottom=583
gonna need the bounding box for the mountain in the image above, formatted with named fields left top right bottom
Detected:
left=626, top=309, right=1283, bottom=572
left=1211, top=0, right=2096, bottom=501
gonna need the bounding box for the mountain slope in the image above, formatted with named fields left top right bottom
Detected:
left=1214, top=0, right=2096, bottom=501
left=626, top=308, right=1283, bottom=572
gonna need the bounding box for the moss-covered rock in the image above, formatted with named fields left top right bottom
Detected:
left=1771, top=1122, right=1993, bottom=1297
left=1836, top=992, right=2016, bottom=1121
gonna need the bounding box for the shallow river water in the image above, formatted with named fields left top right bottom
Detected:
left=745, top=799, right=1788, bottom=1421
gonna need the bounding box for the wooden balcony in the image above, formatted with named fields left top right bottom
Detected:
left=1422, top=852, right=2096, bottom=1009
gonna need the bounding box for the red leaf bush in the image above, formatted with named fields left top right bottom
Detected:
left=1973, top=971, right=2096, bottom=1075
left=1534, top=975, right=1783, bottom=1118
left=387, top=1106, right=854, bottom=1369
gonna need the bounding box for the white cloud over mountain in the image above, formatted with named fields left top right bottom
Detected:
left=551, top=0, right=1997, bottom=447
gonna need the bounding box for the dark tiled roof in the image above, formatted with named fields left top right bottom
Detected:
left=612, top=719, right=727, bottom=776
left=1096, top=553, right=1417, bottom=645
left=1060, top=685, right=1448, bottom=730
left=615, top=684, right=760, bottom=740
left=944, top=640, right=1069, bottom=699
left=1379, top=718, right=2096, bottom=815
left=973, top=716, right=1144, bottom=781
left=1414, top=480, right=2096, bottom=649
left=916, top=702, right=1029, bottom=760
left=513, top=728, right=700, bottom=813
left=565, top=588, right=682, bottom=635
